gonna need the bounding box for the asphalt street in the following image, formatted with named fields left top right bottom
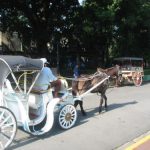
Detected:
left=7, top=82, right=150, bottom=150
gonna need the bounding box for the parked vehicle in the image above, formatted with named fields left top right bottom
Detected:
left=113, top=57, right=144, bottom=86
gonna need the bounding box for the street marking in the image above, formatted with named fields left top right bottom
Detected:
left=125, top=135, right=150, bottom=150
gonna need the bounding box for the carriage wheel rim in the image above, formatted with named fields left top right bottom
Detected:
left=133, top=75, right=142, bottom=86
left=59, top=104, right=77, bottom=129
left=0, top=107, right=17, bottom=149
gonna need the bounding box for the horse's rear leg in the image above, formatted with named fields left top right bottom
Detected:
left=104, top=94, right=107, bottom=111
left=99, top=94, right=107, bottom=113
left=74, top=100, right=86, bottom=116
left=99, top=97, right=103, bottom=114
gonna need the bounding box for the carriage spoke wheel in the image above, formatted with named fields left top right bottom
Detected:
left=58, top=104, right=77, bottom=130
left=133, top=72, right=142, bottom=87
left=0, top=106, right=17, bottom=149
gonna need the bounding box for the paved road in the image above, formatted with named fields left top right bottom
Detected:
left=8, top=82, right=150, bottom=150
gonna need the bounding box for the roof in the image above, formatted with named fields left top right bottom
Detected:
left=114, top=57, right=143, bottom=61
left=0, top=55, right=44, bottom=71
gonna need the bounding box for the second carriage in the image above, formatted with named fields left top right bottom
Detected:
left=113, top=57, right=144, bottom=86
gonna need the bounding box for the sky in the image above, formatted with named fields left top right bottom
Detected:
left=78, top=0, right=83, bottom=5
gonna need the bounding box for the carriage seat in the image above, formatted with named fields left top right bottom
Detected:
left=4, top=79, right=14, bottom=92
left=28, top=93, right=44, bottom=110
left=29, top=87, right=54, bottom=110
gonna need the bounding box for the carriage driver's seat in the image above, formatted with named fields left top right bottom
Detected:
left=29, top=86, right=53, bottom=110
left=29, top=78, right=68, bottom=109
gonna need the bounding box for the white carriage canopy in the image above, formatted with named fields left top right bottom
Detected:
left=0, top=55, right=44, bottom=89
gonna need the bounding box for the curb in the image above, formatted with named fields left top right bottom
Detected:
left=115, top=130, right=150, bottom=150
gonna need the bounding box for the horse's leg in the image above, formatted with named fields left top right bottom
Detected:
left=78, top=100, right=86, bottom=116
left=74, top=100, right=86, bottom=116
left=114, top=77, right=118, bottom=87
left=103, top=94, right=107, bottom=111
left=99, top=95, right=103, bottom=114
left=72, top=90, right=81, bottom=113
left=74, top=100, right=79, bottom=108
left=115, top=76, right=121, bottom=87
left=74, top=95, right=86, bottom=116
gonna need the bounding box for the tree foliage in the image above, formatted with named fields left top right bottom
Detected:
left=0, top=0, right=150, bottom=67
left=113, top=0, right=150, bottom=59
left=78, top=0, right=115, bottom=66
left=1, top=0, right=80, bottom=57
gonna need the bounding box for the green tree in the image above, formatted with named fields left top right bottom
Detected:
left=113, top=0, right=150, bottom=59
left=79, top=0, right=115, bottom=67
left=1, top=0, right=80, bottom=57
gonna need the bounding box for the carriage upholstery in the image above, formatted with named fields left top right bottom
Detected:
left=4, top=79, right=48, bottom=110
left=4, top=79, right=14, bottom=92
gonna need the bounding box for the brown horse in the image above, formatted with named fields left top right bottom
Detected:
left=97, top=65, right=120, bottom=86
left=72, top=71, right=109, bottom=116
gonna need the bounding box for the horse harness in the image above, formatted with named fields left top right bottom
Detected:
left=74, top=71, right=108, bottom=94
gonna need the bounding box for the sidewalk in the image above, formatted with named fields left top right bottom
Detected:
left=125, top=134, right=150, bottom=150
left=116, top=131, right=150, bottom=150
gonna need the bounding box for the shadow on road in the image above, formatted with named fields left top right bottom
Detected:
left=7, top=100, right=137, bottom=150
left=7, top=134, right=39, bottom=150
left=107, top=101, right=138, bottom=111
left=7, top=113, right=89, bottom=150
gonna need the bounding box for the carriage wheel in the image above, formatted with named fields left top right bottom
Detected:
left=0, top=106, right=17, bottom=149
left=58, top=104, right=77, bottom=130
left=133, top=72, right=142, bottom=87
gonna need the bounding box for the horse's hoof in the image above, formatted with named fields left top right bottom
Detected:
left=82, top=111, right=87, bottom=116
left=99, top=110, right=102, bottom=114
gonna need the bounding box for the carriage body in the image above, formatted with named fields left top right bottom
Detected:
left=0, top=55, right=77, bottom=149
left=114, top=57, right=144, bottom=86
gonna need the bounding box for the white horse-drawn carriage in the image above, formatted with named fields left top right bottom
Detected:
left=0, top=55, right=110, bottom=149
left=0, top=55, right=78, bottom=149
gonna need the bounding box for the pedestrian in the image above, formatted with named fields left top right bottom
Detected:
left=73, top=64, right=80, bottom=78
